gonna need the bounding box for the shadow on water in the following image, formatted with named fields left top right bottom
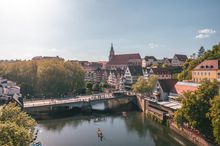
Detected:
left=37, top=112, right=196, bottom=146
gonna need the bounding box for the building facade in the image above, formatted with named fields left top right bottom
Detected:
left=147, top=68, right=172, bottom=80
left=171, top=54, right=188, bottom=66
left=192, top=59, right=220, bottom=83
left=106, top=44, right=142, bottom=70
left=142, top=56, right=158, bottom=68
left=123, top=65, right=144, bottom=90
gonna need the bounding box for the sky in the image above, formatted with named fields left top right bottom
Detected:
left=0, top=0, right=219, bottom=61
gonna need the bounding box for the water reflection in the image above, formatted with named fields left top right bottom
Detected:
left=37, top=112, right=196, bottom=146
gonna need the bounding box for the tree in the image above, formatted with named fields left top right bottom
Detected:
left=178, top=43, right=220, bottom=81
left=92, top=83, right=100, bottom=92
left=174, top=80, right=219, bottom=139
left=208, top=95, right=220, bottom=144
left=86, top=82, right=93, bottom=91
left=132, top=76, right=157, bottom=96
left=0, top=59, right=85, bottom=98
left=0, top=103, right=37, bottom=146
left=198, top=46, right=205, bottom=57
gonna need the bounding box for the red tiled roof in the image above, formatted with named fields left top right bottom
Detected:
left=193, top=59, right=220, bottom=70
left=107, top=53, right=141, bottom=65
left=172, top=82, right=200, bottom=95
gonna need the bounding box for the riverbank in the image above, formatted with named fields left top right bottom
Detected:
left=136, top=95, right=215, bottom=146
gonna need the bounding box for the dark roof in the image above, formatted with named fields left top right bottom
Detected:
left=151, top=68, right=171, bottom=74
left=167, top=66, right=183, bottom=74
left=128, top=65, right=143, bottom=76
left=144, top=56, right=157, bottom=61
left=174, top=54, right=188, bottom=61
left=158, top=79, right=178, bottom=92
left=193, top=59, right=220, bottom=70
left=108, top=53, right=141, bottom=65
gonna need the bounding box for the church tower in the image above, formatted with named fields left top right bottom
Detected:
left=109, top=43, right=115, bottom=61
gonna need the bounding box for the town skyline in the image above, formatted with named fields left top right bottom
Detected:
left=0, top=0, right=219, bottom=61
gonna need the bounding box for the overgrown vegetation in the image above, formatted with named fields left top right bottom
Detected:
left=0, top=59, right=85, bottom=98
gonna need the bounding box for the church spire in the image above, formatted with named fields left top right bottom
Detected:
left=110, top=43, right=114, bottom=51
left=109, top=43, right=115, bottom=61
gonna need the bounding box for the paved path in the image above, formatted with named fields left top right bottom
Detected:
left=24, top=93, right=114, bottom=108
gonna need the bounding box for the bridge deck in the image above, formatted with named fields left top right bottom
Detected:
left=24, top=93, right=115, bottom=108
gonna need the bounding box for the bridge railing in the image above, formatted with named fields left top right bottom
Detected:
left=24, top=93, right=114, bottom=107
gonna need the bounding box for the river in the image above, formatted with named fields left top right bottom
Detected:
left=36, top=112, right=196, bottom=146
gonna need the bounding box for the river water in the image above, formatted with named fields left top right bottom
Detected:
left=36, top=112, right=196, bottom=146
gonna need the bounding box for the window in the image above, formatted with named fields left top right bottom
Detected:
left=197, top=72, right=199, bottom=75
left=218, top=73, right=220, bottom=79
left=208, top=72, right=210, bottom=76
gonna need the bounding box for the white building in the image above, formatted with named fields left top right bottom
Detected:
left=171, top=54, right=188, bottom=66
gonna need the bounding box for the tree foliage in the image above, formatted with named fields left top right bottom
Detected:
left=132, top=76, right=157, bottom=95
left=0, top=59, right=85, bottom=98
left=174, top=80, right=219, bottom=139
left=178, top=43, right=220, bottom=81
left=198, top=46, right=205, bottom=57
left=208, top=95, right=220, bottom=144
left=0, top=103, right=36, bottom=146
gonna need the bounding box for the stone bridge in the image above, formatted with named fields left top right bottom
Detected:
left=23, top=93, right=138, bottom=116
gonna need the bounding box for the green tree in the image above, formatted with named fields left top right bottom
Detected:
left=198, top=46, right=205, bottom=57
left=0, top=103, right=37, bottom=146
left=92, top=83, right=100, bottom=92
left=178, top=43, right=220, bottom=81
left=208, top=95, right=220, bottom=144
left=132, top=76, right=157, bottom=96
left=174, top=80, right=219, bottom=139
left=0, top=59, right=85, bottom=98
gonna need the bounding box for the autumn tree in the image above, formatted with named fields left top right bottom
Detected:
left=0, top=59, right=85, bottom=98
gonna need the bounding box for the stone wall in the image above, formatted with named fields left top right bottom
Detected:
left=169, top=121, right=215, bottom=146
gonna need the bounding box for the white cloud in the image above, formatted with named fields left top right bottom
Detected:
left=195, top=28, right=216, bottom=39
left=198, top=28, right=216, bottom=34
left=195, top=34, right=210, bottom=39
left=147, top=43, right=159, bottom=49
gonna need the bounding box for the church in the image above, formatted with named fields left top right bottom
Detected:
left=106, top=44, right=142, bottom=70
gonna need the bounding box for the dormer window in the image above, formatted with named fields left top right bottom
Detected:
left=210, top=65, right=214, bottom=68
left=201, top=65, right=204, bottom=68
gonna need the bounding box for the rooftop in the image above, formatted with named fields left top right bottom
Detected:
left=174, top=54, right=188, bottom=61
left=193, top=59, right=220, bottom=70
left=128, top=65, right=143, bottom=76
left=108, top=53, right=141, bottom=65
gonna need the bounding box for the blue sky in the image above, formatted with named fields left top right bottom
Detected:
left=0, top=0, right=219, bottom=61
